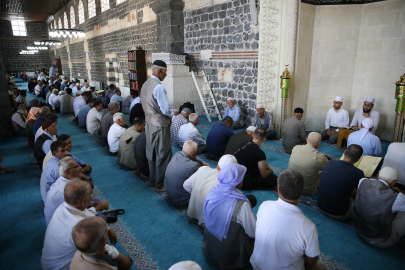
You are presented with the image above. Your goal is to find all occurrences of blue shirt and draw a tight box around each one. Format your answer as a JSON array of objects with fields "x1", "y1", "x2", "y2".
[
  {"x1": 69, "y1": 152, "x2": 85, "y2": 166},
  {"x1": 206, "y1": 122, "x2": 234, "y2": 157},
  {"x1": 42, "y1": 132, "x2": 53, "y2": 155},
  {"x1": 33, "y1": 117, "x2": 45, "y2": 135},
  {"x1": 223, "y1": 105, "x2": 242, "y2": 122},
  {"x1": 44, "y1": 86, "x2": 50, "y2": 97},
  {"x1": 347, "y1": 129, "x2": 382, "y2": 157},
  {"x1": 60, "y1": 82, "x2": 67, "y2": 91},
  {"x1": 40, "y1": 156, "x2": 61, "y2": 202},
  {"x1": 151, "y1": 75, "x2": 172, "y2": 118},
  {"x1": 77, "y1": 104, "x2": 92, "y2": 127},
  {"x1": 54, "y1": 81, "x2": 61, "y2": 90},
  {"x1": 178, "y1": 123, "x2": 206, "y2": 146}
]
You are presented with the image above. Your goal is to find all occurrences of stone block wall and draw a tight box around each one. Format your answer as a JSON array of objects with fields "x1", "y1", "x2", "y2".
[{"x1": 0, "y1": 21, "x2": 52, "y2": 73}]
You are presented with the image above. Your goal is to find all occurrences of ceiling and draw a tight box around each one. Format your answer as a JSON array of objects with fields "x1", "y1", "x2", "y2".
[{"x1": 0, "y1": 0, "x2": 66, "y2": 22}]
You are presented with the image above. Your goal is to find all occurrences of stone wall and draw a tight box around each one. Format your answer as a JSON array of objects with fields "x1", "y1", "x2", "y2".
[{"x1": 0, "y1": 21, "x2": 51, "y2": 73}]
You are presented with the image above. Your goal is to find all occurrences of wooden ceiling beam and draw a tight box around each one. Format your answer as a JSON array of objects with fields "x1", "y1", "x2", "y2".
[{"x1": 0, "y1": 12, "x2": 49, "y2": 22}]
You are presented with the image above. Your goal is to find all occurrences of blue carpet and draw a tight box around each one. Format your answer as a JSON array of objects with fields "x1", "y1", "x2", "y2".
[{"x1": 1, "y1": 82, "x2": 404, "y2": 270}]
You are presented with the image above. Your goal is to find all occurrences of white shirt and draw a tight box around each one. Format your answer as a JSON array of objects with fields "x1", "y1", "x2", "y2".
[
  {"x1": 178, "y1": 123, "x2": 206, "y2": 146},
  {"x1": 350, "y1": 109, "x2": 380, "y2": 134},
  {"x1": 41, "y1": 202, "x2": 118, "y2": 270},
  {"x1": 80, "y1": 86, "x2": 88, "y2": 92},
  {"x1": 129, "y1": 96, "x2": 141, "y2": 111},
  {"x1": 34, "y1": 85, "x2": 42, "y2": 95},
  {"x1": 53, "y1": 95, "x2": 61, "y2": 107},
  {"x1": 250, "y1": 199, "x2": 320, "y2": 270},
  {"x1": 382, "y1": 143, "x2": 405, "y2": 185},
  {"x1": 107, "y1": 123, "x2": 126, "y2": 153},
  {"x1": 73, "y1": 96, "x2": 86, "y2": 117},
  {"x1": 12, "y1": 112, "x2": 26, "y2": 128},
  {"x1": 325, "y1": 107, "x2": 349, "y2": 132},
  {"x1": 71, "y1": 86, "x2": 78, "y2": 96},
  {"x1": 48, "y1": 93, "x2": 56, "y2": 109},
  {"x1": 86, "y1": 108, "x2": 102, "y2": 134}
]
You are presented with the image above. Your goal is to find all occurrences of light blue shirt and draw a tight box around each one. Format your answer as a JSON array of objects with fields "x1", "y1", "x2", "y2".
[
  {"x1": 110, "y1": 94, "x2": 124, "y2": 107},
  {"x1": 223, "y1": 105, "x2": 242, "y2": 122},
  {"x1": 347, "y1": 129, "x2": 382, "y2": 157},
  {"x1": 78, "y1": 104, "x2": 92, "y2": 127},
  {"x1": 49, "y1": 67, "x2": 55, "y2": 77},
  {"x1": 69, "y1": 152, "x2": 85, "y2": 166},
  {"x1": 178, "y1": 123, "x2": 206, "y2": 146},
  {"x1": 129, "y1": 96, "x2": 141, "y2": 111},
  {"x1": 42, "y1": 132, "x2": 53, "y2": 155},
  {"x1": 40, "y1": 156, "x2": 61, "y2": 202},
  {"x1": 151, "y1": 75, "x2": 172, "y2": 118}
]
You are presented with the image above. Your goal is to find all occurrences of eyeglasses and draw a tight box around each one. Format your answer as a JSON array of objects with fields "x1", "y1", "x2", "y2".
[{"x1": 68, "y1": 164, "x2": 80, "y2": 170}]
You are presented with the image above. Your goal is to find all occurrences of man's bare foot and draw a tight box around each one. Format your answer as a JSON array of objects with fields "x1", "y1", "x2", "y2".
[
  {"x1": 132, "y1": 168, "x2": 141, "y2": 175},
  {"x1": 0, "y1": 167, "x2": 15, "y2": 174}
]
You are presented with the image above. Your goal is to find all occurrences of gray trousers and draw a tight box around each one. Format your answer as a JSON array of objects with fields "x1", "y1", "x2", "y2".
[
  {"x1": 145, "y1": 122, "x2": 172, "y2": 188},
  {"x1": 320, "y1": 129, "x2": 338, "y2": 144},
  {"x1": 232, "y1": 120, "x2": 244, "y2": 130}
]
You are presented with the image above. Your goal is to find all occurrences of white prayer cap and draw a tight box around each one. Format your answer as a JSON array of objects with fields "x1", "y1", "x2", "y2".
[
  {"x1": 218, "y1": 154, "x2": 238, "y2": 169},
  {"x1": 256, "y1": 103, "x2": 265, "y2": 109},
  {"x1": 168, "y1": 261, "x2": 202, "y2": 270},
  {"x1": 360, "y1": 118, "x2": 374, "y2": 142},
  {"x1": 334, "y1": 96, "x2": 343, "y2": 102},
  {"x1": 64, "y1": 87, "x2": 68, "y2": 90},
  {"x1": 379, "y1": 167, "x2": 399, "y2": 184},
  {"x1": 59, "y1": 91, "x2": 65, "y2": 95},
  {"x1": 76, "y1": 82, "x2": 80, "y2": 86},
  {"x1": 246, "y1": 126, "x2": 257, "y2": 132},
  {"x1": 365, "y1": 97, "x2": 375, "y2": 104},
  {"x1": 77, "y1": 90, "x2": 83, "y2": 95},
  {"x1": 227, "y1": 97, "x2": 235, "y2": 101},
  {"x1": 90, "y1": 83, "x2": 95, "y2": 87}
]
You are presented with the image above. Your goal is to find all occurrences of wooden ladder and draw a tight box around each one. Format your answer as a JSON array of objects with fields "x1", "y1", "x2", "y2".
[{"x1": 191, "y1": 70, "x2": 222, "y2": 122}]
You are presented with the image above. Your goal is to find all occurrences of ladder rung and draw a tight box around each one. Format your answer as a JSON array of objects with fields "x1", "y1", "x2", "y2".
[
  {"x1": 208, "y1": 113, "x2": 220, "y2": 116},
  {"x1": 205, "y1": 105, "x2": 216, "y2": 108},
  {"x1": 194, "y1": 75, "x2": 204, "y2": 77}
]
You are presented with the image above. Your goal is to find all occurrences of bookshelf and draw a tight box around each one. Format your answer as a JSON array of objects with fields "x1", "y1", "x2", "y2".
[
  {"x1": 55, "y1": 57, "x2": 62, "y2": 76},
  {"x1": 128, "y1": 50, "x2": 146, "y2": 95}
]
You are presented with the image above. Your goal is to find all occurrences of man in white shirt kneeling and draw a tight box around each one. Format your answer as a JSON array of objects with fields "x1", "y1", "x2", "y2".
[{"x1": 107, "y1": 112, "x2": 126, "y2": 155}]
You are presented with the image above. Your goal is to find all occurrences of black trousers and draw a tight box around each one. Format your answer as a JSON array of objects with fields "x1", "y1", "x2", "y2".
[
  {"x1": 197, "y1": 144, "x2": 206, "y2": 155},
  {"x1": 242, "y1": 173, "x2": 278, "y2": 190},
  {"x1": 245, "y1": 194, "x2": 257, "y2": 208}
]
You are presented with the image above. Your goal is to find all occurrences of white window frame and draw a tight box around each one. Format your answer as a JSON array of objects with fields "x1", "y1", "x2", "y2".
[
  {"x1": 70, "y1": 6, "x2": 76, "y2": 28},
  {"x1": 116, "y1": 0, "x2": 127, "y2": 5},
  {"x1": 58, "y1": 18, "x2": 62, "y2": 29},
  {"x1": 11, "y1": 20, "x2": 27, "y2": 36},
  {"x1": 101, "y1": 0, "x2": 110, "y2": 13},
  {"x1": 88, "y1": 0, "x2": 96, "y2": 19},
  {"x1": 78, "y1": 0, "x2": 85, "y2": 24}
]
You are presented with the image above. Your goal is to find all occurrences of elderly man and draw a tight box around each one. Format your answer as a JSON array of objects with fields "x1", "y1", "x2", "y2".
[
  {"x1": 88, "y1": 83, "x2": 97, "y2": 98},
  {"x1": 60, "y1": 78, "x2": 68, "y2": 91},
  {"x1": 33, "y1": 107, "x2": 50, "y2": 136},
  {"x1": 253, "y1": 104, "x2": 276, "y2": 140},
  {"x1": 134, "y1": 133, "x2": 149, "y2": 177},
  {"x1": 318, "y1": 144, "x2": 364, "y2": 220},
  {"x1": 87, "y1": 101, "x2": 104, "y2": 134},
  {"x1": 48, "y1": 89, "x2": 59, "y2": 110},
  {"x1": 40, "y1": 141, "x2": 69, "y2": 201},
  {"x1": 234, "y1": 128, "x2": 278, "y2": 189},
  {"x1": 101, "y1": 101, "x2": 120, "y2": 143},
  {"x1": 178, "y1": 113, "x2": 206, "y2": 155},
  {"x1": 70, "y1": 217, "x2": 132, "y2": 270},
  {"x1": 250, "y1": 169, "x2": 327, "y2": 270},
  {"x1": 71, "y1": 82, "x2": 80, "y2": 96},
  {"x1": 223, "y1": 98, "x2": 243, "y2": 130},
  {"x1": 352, "y1": 167, "x2": 405, "y2": 248},
  {"x1": 129, "y1": 91, "x2": 141, "y2": 112},
  {"x1": 61, "y1": 88, "x2": 74, "y2": 114},
  {"x1": 78, "y1": 97, "x2": 97, "y2": 128},
  {"x1": 141, "y1": 60, "x2": 172, "y2": 192},
  {"x1": 203, "y1": 164, "x2": 256, "y2": 269},
  {"x1": 348, "y1": 118, "x2": 382, "y2": 157},
  {"x1": 165, "y1": 141, "x2": 209, "y2": 207},
  {"x1": 282, "y1": 107, "x2": 307, "y2": 154},
  {"x1": 107, "y1": 112, "x2": 126, "y2": 155},
  {"x1": 80, "y1": 81, "x2": 89, "y2": 93},
  {"x1": 224, "y1": 126, "x2": 256, "y2": 155},
  {"x1": 35, "y1": 80, "x2": 44, "y2": 96},
  {"x1": 170, "y1": 108, "x2": 191, "y2": 147},
  {"x1": 118, "y1": 117, "x2": 145, "y2": 170},
  {"x1": 382, "y1": 142, "x2": 405, "y2": 185},
  {"x1": 41, "y1": 180, "x2": 128, "y2": 270},
  {"x1": 110, "y1": 89, "x2": 123, "y2": 109},
  {"x1": 73, "y1": 91, "x2": 90, "y2": 119},
  {"x1": 350, "y1": 97, "x2": 380, "y2": 134},
  {"x1": 288, "y1": 132, "x2": 329, "y2": 196},
  {"x1": 121, "y1": 90, "x2": 136, "y2": 114},
  {"x1": 205, "y1": 116, "x2": 234, "y2": 160},
  {"x1": 34, "y1": 121, "x2": 58, "y2": 168},
  {"x1": 34, "y1": 112, "x2": 58, "y2": 142},
  {"x1": 320, "y1": 96, "x2": 349, "y2": 144},
  {"x1": 11, "y1": 102, "x2": 27, "y2": 136}
]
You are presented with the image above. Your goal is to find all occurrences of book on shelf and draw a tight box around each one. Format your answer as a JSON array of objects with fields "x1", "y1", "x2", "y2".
[
  {"x1": 128, "y1": 62, "x2": 136, "y2": 70},
  {"x1": 128, "y1": 51, "x2": 137, "y2": 61},
  {"x1": 339, "y1": 154, "x2": 382, "y2": 178},
  {"x1": 128, "y1": 72, "x2": 137, "y2": 80},
  {"x1": 130, "y1": 81, "x2": 138, "y2": 90}
]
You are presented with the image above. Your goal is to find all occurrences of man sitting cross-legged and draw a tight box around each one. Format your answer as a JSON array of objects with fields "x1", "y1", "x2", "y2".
[
  {"x1": 184, "y1": 154, "x2": 257, "y2": 225},
  {"x1": 352, "y1": 167, "x2": 405, "y2": 248},
  {"x1": 234, "y1": 128, "x2": 278, "y2": 190},
  {"x1": 317, "y1": 144, "x2": 364, "y2": 220},
  {"x1": 133, "y1": 133, "x2": 149, "y2": 177},
  {"x1": 78, "y1": 97, "x2": 97, "y2": 128},
  {"x1": 170, "y1": 108, "x2": 191, "y2": 147},
  {"x1": 118, "y1": 117, "x2": 145, "y2": 171},
  {"x1": 86, "y1": 101, "x2": 104, "y2": 134},
  {"x1": 42, "y1": 180, "x2": 130, "y2": 270},
  {"x1": 44, "y1": 157, "x2": 108, "y2": 226},
  {"x1": 288, "y1": 132, "x2": 329, "y2": 196},
  {"x1": 224, "y1": 126, "x2": 256, "y2": 155},
  {"x1": 101, "y1": 101, "x2": 120, "y2": 144},
  {"x1": 70, "y1": 217, "x2": 132, "y2": 270},
  {"x1": 250, "y1": 169, "x2": 327, "y2": 270},
  {"x1": 203, "y1": 163, "x2": 256, "y2": 269},
  {"x1": 107, "y1": 112, "x2": 126, "y2": 155},
  {"x1": 205, "y1": 116, "x2": 234, "y2": 160},
  {"x1": 165, "y1": 140, "x2": 209, "y2": 206},
  {"x1": 178, "y1": 113, "x2": 206, "y2": 155}
]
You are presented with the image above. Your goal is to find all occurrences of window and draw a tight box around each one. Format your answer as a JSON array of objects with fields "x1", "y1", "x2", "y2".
[
  {"x1": 11, "y1": 20, "x2": 27, "y2": 36},
  {"x1": 64, "y1": 12, "x2": 68, "y2": 28},
  {"x1": 101, "y1": 0, "x2": 110, "y2": 12},
  {"x1": 70, "y1": 6, "x2": 76, "y2": 28},
  {"x1": 116, "y1": 0, "x2": 127, "y2": 5},
  {"x1": 88, "y1": 0, "x2": 96, "y2": 19},
  {"x1": 78, "y1": 0, "x2": 85, "y2": 24},
  {"x1": 58, "y1": 18, "x2": 62, "y2": 29}
]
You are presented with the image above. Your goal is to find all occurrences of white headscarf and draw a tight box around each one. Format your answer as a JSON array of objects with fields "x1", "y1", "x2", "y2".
[
  {"x1": 168, "y1": 261, "x2": 202, "y2": 270},
  {"x1": 360, "y1": 118, "x2": 374, "y2": 142}
]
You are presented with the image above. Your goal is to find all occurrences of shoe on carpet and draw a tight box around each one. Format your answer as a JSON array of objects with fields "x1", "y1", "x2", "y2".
[
  {"x1": 146, "y1": 181, "x2": 156, "y2": 187},
  {"x1": 155, "y1": 184, "x2": 165, "y2": 192}
]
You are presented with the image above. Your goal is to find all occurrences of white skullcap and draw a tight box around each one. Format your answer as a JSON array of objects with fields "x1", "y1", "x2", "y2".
[
  {"x1": 90, "y1": 83, "x2": 95, "y2": 87},
  {"x1": 227, "y1": 97, "x2": 235, "y2": 101},
  {"x1": 256, "y1": 103, "x2": 265, "y2": 109},
  {"x1": 360, "y1": 118, "x2": 374, "y2": 142},
  {"x1": 59, "y1": 91, "x2": 65, "y2": 95},
  {"x1": 379, "y1": 167, "x2": 399, "y2": 183},
  {"x1": 365, "y1": 97, "x2": 375, "y2": 104},
  {"x1": 77, "y1": 90, "x2": 83, "y2": 95},
  {"x1": 76, "y1": 83, "x2": 80, "y2": 86},
  {"x1": 168, "y1": 261, "x2": 202, "y2": 270},
  {"x1": 334, "y1": 96, "x2": 343, "y2": 102},
  {"x1": 64, "y1": 87, "x2": 68, "y2": 90},
  {"x1": 218, "y1": 154, "x2": 238, "y2": 169},
  {"x1": 246, "y1": 126, "x2": 257, "y2": 132}
]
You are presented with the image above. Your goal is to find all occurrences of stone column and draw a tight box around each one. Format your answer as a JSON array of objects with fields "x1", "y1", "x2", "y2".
[{"x1": 152, "y1": 0, "x2": 185, "y2": 54}]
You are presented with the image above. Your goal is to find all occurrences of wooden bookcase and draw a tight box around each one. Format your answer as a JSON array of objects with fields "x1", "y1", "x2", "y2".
[
  {"x1": 128, "y1": 50, "x2": 146, "y2": 95},
  {"x1": 55, "y1": 57, "x2": 62, "y2": 76}
]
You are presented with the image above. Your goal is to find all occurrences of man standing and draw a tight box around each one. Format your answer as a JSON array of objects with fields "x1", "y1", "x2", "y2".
[
  {"x1": 282, "y1": 107, "x2": 307, "y2": 154},
  {"x1": 87, "y1": 101, "x2": 104, "y2": 134},
  {"x1": 347, "y1": 118, "x2": 382, "y2": 157},
  {"x1": 118, "y1": 117, "x2": 145, "y2": 170},
  {"x1": 223, "y1": 98, "x2": 243, "y2": 130},
  {"x1": 178, "y1": 113, "x2": 206, "y2": 155},
  {"x1": 140, "y1": 60, "x2": 172, "y2": 192},
  {"x1": 49, "y1": 65, "x2": 56, "y2": 85},
  {"x1": 321, "y1": 96, "x2": 349, "y2": 144},
  {"x1": 252, "y1": 104, "x2": 276, "y2": 140},
  {"x1": 170, "y1": 108, "x2": 191, "y2": 147},
  {"x1": 350, "y1": 97, "x2": 380, "y2": 134}
]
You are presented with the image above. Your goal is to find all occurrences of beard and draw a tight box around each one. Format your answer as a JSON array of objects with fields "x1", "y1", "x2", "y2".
[
  {"x1": 363, "y1": 107, "x2": 371, "y2": 113},
  {"x1": 18, "y1": 109, "x2": 28, "y2": 116}
]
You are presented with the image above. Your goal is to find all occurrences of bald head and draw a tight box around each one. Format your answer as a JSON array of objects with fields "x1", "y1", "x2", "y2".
[
  {"x1": 307, "y1": 132, "x2": 322, "y2": 148},
  {"x1": 64, "y1": 180, "x2": 91, "y2": 209},
  {"x1": 182, "y1": 140, "x2": 198, "y2": 157},
  {"x1": 72, "y1": 216, "x2": 106, "y2": 255}
]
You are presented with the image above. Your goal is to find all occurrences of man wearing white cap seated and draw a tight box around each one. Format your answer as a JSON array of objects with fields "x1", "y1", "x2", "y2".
[
  {"x1": 223, "y1": 98, "x2": 244, "y2": 130},
  {"x1": 347, "y1": 118, "x2": 382, "y2": 157},
  {"x1": 352, "y1": 167, "x2": 405, "y2": 248},
  {"x1": 350, "y1": 97, "x2": 380, "y2": 134},
  {"x1": 71, "y1": 82, "x2": 80, "y2": 96},
  {"x1": 321, "y1": 96, "x2": 349, "y2": 144},
  {"x1": 252, "y1": 104, "x2": 276, "y2": 140},
  {"x1": 80, "y1": 81, "x2": 89, "y2": 93},
  {"x1": 88, "y1": 83, "x2": 97, "y2": 98}
]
